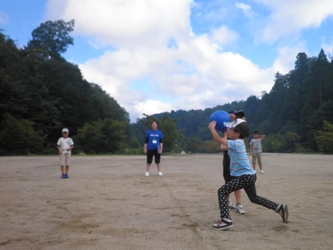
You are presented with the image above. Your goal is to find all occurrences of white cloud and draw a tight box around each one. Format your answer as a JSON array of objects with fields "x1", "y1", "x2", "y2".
[
  {"x1": 0, "y1": 10, "x2": 9, "y2": 25},
  {"x1": 254, "y1": 0, "x2": 333, "y2": 43},
  {"x1": 235, "y1": 2, "x2": 253, "y2": 17},
  {"x1": 43, "y1": 0, "x2": 331, "y2": 122},
  {"x1": 322, "y1": 40, "x2": 333, "y2": 57},
  {"x1": 269, "y1": 44, "x2": 307, "y2": 75}
]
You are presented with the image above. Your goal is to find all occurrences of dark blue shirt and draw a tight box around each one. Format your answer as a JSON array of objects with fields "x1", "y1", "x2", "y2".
[{"x1": 145, "y1": 129, "x2": 164, "y2": 150}]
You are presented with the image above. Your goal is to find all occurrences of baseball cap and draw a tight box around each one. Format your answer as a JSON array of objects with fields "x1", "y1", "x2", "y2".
[
  {"x1": 62, "y1": 128, "x2": 69, "y2": 133},
  {"x1": 228, "y1": 110, "x2": 245, "y2": 118},
  {"x1": 224, "y1": 119, "x2": 249, "y2": 139}
]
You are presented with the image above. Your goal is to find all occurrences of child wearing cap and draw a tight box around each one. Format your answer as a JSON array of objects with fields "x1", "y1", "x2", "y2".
[
  {"x1": 208, "y1": 119, "x2": 288, "y2": 230},
  {"x1": 57, "y1": 128, "x2": 74, "y2": 179}
]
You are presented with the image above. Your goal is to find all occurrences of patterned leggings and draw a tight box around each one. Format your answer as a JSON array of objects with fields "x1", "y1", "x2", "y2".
[{"x1": 218, "y1": 174, "x2": 279, "y2": 219}]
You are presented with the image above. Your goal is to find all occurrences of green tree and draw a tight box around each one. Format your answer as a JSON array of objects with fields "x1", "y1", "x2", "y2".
[
  {"x1": 0, "y1": 114, "x2": 43, "y2": 155},
  {"x1": 27, "y1": 19, "x2": 75, "y2": 58},
  {"x1": 314, "y1": 120, "x2": 333, "y2": 154},
  {"x1": 75, "y1": 119, "x2": 126, "y2": 154},
  {"x1": 185, "y1": 136, "x2": 201, "y2": 153}
]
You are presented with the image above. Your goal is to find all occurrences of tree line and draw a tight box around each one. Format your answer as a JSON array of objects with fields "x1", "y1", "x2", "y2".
[{"x1": 1, "y1": 20, "x2": 333, "y2": 155}]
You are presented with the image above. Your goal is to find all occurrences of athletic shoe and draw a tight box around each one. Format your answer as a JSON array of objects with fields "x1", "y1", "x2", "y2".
[
  {"x1": 228, "y1": 201, "x2": 236, "y2": 209},
  {"x1": 145, "y1": 172, "x2": 149, "y2": 177},
  {"x1": 276, "y1": 204, "x2": 288, "y2": 223},
  {"x1": 235, "y1": 204, "x2": 245, "y2": 214},
  {"x1": 61, "y1": 173, "x2": 66, "y2": 179},
  {"x1": 212, "y1": 218, "x2": 233, "y2": 230},
  {"x1": 158, "y1": 172, "x2": 163, "y2": 176},
  {"x1": 64, "y1": 173, "x2": 68, "y2": 178},
  {"x1": 260, "y1": 170, "x2": 264, "y2": 174}
]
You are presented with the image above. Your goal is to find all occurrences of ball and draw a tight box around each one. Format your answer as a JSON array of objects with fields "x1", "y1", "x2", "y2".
[{"x1": 209, "y1": 110, "x2": 231, "y2": 131}]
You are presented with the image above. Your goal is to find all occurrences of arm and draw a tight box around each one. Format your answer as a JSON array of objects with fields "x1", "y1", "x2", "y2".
[
  {"x1": 159, "y1": 143, "x2": 163, "y2": 154},
  {"x1": 57, "y1": 145, "x2": 62, "y2": 155},
  {"x1": 260, "y1": 135, "x2": 266, "y2": 139},
  {"x1": 208, "y1": 121, "x2": 228, "y2": 148},
  {"x1": 249, "y1": 144, "x2": 253, "y2": 155}
]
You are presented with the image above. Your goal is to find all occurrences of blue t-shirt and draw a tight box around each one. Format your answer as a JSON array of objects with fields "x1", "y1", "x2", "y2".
[
  {"x1": 145, "y1": 129, "x2": 164, "y2": 150},
  {"x1": 228, "y1": 139, "x2": 255, "y2": 176}
]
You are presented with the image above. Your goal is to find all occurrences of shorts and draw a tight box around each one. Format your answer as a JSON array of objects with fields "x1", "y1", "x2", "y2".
[
  {"x1": 252, "y1": 152, "x2": 262, "y2": 165},
  {"x1": 60, "y1": 153, "x2": 71, "y2": 166},
  {"x1": 146, "y1": 149, "x2": 161, "y2": 164},
  {"x1": 223, "y1": 153, "x2": 235, "y2": 183}
]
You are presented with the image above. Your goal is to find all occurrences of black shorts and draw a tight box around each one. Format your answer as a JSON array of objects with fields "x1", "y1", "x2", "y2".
[
  {"x1": 146, "y1": 149, "x2": 161, "y2": 164},
  {"x1": 223, "y1": 153, "x2": 234, "y2": 183}
]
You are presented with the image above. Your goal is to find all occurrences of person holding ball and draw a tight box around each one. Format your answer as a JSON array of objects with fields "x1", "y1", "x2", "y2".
[
  {"x1": 208, "y1": 118, "x2": 288, "y2": 230},
  {"x1": 144, "y1": 121, "x2": 164, "y2": 177}
]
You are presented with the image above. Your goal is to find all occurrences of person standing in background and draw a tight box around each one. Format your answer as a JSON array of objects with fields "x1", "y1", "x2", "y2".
[
  {"x1": 57, "y1": 128, "x2": 74, "y2": 179},
  {"x1": 144, "y1": 121, "x2": 164, "y2": 177},
  {"x1": 249, "y1": 131, "x2": 266, "y2": 173}
]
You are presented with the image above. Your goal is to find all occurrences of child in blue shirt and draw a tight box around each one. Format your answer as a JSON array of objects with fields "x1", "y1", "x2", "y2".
[{"x1": 208, "y1": 119, "x2": 288, "y2": 230}]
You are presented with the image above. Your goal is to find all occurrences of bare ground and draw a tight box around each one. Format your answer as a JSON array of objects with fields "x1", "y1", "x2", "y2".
[{"x1": 0, "y1": 153, "x2": 333, "y2": 250}]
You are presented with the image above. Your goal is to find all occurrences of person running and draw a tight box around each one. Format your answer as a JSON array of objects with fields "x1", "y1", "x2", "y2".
[{"x1": 208, "y1": 118, "x2": 288, "y2": 230}]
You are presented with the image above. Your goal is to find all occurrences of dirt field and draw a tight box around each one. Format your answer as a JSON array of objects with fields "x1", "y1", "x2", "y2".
[{"x1": 1, "y1": 153, "x2": 333, "y2": 250}]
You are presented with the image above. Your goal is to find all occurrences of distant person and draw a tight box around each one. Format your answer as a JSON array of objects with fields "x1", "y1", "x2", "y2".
[
  {"x1": 144, "y1": 121, "x2": 164, "y2": 177},
  {"x1": 249, "y1": 131, "x2": 266, "y2": 173},
  {"x1": 224, "y1": 110, "x2": 246, "y2": 214},
  {"x1": 57, "y1": 128, "x2": 74, "y2": 179},
  {"x1": 208, "y1": 119, "x2": 288, "y2": 230}
]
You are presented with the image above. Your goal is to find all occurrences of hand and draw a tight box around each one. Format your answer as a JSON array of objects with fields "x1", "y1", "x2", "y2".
[
  {"x1": 144, "y1": 148, "x2": 147, "y2": 154},
  {"x1": 208, "y1": 121, "x2": 217, "y2": 130},
  {"x1": 59, "y1": 150, "x2": 62, "y2": 155}
]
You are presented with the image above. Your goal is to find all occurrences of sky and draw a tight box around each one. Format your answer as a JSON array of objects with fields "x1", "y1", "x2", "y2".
[{"x1": 1, "y1": 0, "x2": 333, "y2": 122}]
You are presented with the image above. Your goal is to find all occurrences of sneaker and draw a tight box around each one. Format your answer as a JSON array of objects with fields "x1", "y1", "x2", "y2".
[
  {"x1": 228, "y1": 201, "x2": 236, "y2": 209},
  {"x1": 145, "y1": 172, "x2": 149, "y2": 177},
  {"x1": 235, "y1": 204, "x2": 245, "y2": 214},
  {"x1": 260, "y1": 170, "x2": 264, "y2": 174},
  {"x1": 61, "y1": 173, "x2": 66, "y2": 179},
  {"x1": 64, "y1": 173, "x2": 68, "y2": 178},
  {"x1": 158, "y1": 172, "x2": 163, "y2": 176},
  {"x1": 276, "y1": 204, "x2": 288, "y2": 223},
  {"x1": 212, "y1": 218, "x2": 233, "y2": 230}
]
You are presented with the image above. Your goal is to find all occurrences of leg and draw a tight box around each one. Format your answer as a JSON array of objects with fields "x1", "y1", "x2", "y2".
[
  {"x1": 145, "y1": 150, "x2": 153, "y2": 176},
  {"x1": 60, "y1": 154, "x2": 66, "y2": 178},
  {"x1": 234, "y1": 189, "x2": 245, "y2": 214},
  {"x1": 155, "y1": 150, "x2": 162, "y2": 175},
  {"x1": 218, "y1": 177, "x2": 247, "y2": 219},
  {"x1": 257, "y1": 153, "x2": 264, "y2": 173},
  {"x1": 244, "y1": 174, "x2": 278, "y2": 210},
  {"x1": 252, "y1": 154, "x2": 255, "y2": 170}
]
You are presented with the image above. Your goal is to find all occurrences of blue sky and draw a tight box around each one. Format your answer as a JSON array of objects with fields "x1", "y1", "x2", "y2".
[{"x1": 1, "y1": 0, "x2": 333, "y2": 122}]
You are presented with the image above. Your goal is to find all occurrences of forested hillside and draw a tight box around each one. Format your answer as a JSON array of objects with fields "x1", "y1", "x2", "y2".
[
  {"x1": 0, "y1": 20, "x2": 130, "y2": 155},
  {"x1": 1, "y1": 20, "x2": 333, "y2": 155},
  {"x1": 133, "y1": 50, "x2": 333, "y2": 154}
]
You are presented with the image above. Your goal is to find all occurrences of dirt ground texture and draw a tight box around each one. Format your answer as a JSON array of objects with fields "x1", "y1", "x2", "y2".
[{"x1": 1, "y1": 153, "x2": 333, "y2": 250}]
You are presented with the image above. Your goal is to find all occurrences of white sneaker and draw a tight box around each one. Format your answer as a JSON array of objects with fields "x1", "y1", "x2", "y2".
[
  {"x1": 235, "y1": 204, "x2": 245, "y2": 214},
  {"x1": 145, "y1": 172, "x2": 149, "y2": 177},
  {"x1": 158, "y1": 172, "x2": 163, "y2": 176},
  {"x1": 228, "y1": 201, "x2": 236, "y2": 209},
  {"x1": 260, "y1": 170, "x2": 264, "y2": 174}
]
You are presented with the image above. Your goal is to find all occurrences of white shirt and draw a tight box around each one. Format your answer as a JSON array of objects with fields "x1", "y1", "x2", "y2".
[{"x1": 57, "y1": 137, "x2": 74, "y2": 154}]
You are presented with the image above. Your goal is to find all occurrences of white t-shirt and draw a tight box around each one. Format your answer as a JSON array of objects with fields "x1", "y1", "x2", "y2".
[
  {"x1": 249, "y1": 138, "x2": 263, "y2": 153},
  {"x1": 57, "y1": 137, "x2": 74, "y2": 154}
]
